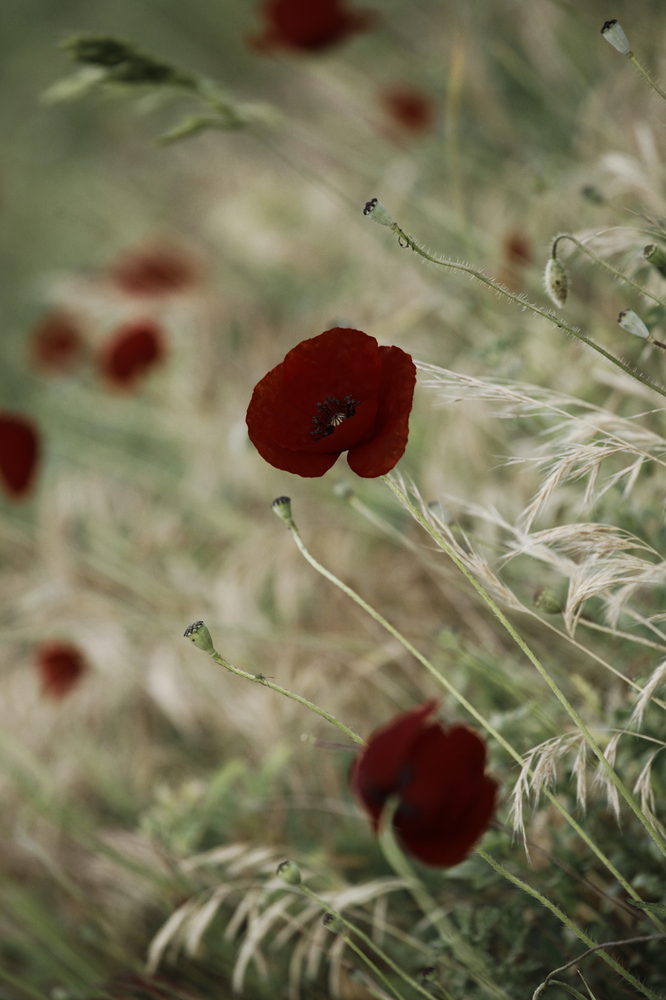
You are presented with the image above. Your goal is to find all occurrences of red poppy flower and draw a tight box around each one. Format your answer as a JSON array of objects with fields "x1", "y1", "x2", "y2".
[
  {"x1": 251, "y1": 0, "x2": 376, "y2": 52},
  {"x1": 36, "y1": 642, "x2": 87, "y2": 699},
  {"x1": 503, "y1": 230, "x2": 533, "y2": 267},
  {"x1": 30, "y1": 311, "x2": 83, "y2": 373},
  {"x1": 99, "y1": 320, "x2": 165, "y2": 389},
  {"x1": 350, "y1": 700, "x2": 497, "y2": 867},
  {"x1": 246, "y1": 327, "x2": 415, "y2": 478},
  {"x1": 0, "y1": 413, "x2": 40, "y2": 500},
  {"x1": 110, "y1": 245, "x2": 199, "y2": 296},
  {"x1": 380, "y1": 86, "x2": 436, "y2": 135}
]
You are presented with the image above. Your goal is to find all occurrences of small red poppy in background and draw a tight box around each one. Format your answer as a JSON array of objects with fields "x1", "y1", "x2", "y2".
[
  {"x1": 0, "y1": 414, "x2": 40, "y2": 500},
  {"x1": 380, "y1": 86, "x2": 436, "y2": 135},
  {"x1": 30, "y1": 311, "x2": 83, "y2": 373},
  {"x1": 503, "y1": 230, "x2": 533, "y2": 267},
  {"x1": 350, "y1": 700, "x2": 497, "y2": 867},
  {"x1": 36, "y1": 642, "x2": 87, "y2": 699},
  {"x1": 251, "y1": 0, "x2": 376, "y2": 52},
  {"x1": 246, "y1": 327, "x2": 415, "y2": 478},
  {"x1": 110, "y1": 245, "x2": 199, "y2": 297},
  {"x1": 99, "y1": 320, "x2": 165, "y2": 389}
]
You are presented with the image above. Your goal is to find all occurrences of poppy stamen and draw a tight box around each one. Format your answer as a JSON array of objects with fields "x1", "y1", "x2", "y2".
[{"x1": 311, "y1": 394, "x2": 359, "y2": 440}]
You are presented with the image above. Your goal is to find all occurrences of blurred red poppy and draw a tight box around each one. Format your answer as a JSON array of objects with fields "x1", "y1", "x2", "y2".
[
  {"x1": 0, "y1": 414, "x2": 40, "y2": 499},
  {"x1": 246, "y1": 327, "x2": 415, "y2": 478},
  {"x1": 380, "y1": 86, "x2": 436, "y2": 135},
  {"x1": 251, "y1": 0, "x2": 376, "y2": 52},
  {"x1": 350, "y1": 700, "x2": 497, "y2": 867},
  {"x1": 503, "y1": 230, "x2": 533, "y2": 267},
  {"x1": 36, "y1": 642, "x2": 87, "y2": 699},
  {"x1": 99, "y1": 320, "x2": 165, "y2": 389},
  {"x1": 110, "y1": 245, "x2": 199, "y2": 296},
  {"x1": 30, "y1": 311, "x2": 83, "y2": 372}
]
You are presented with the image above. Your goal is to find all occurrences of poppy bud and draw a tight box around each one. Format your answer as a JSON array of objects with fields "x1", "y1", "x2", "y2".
[
  {"x1": 544, "y1": 256, "x2": 568, "y2": 308},
  {"x1": 618, "y1": 309, "x2": 651, "y2": 340},
  {"x1": 363, "y1": 198, "x2": 394, "y2": 227},
  {"x1": 276, "y1": 860, "x2": 301, "y2": 885},
  {"x1": 183, "y1": 620, "x2": 215, "y2": 654},
  {"x1": 601, "y1": 20, "x2": 632, "y2": 56},
  {"x1": 643, "y1": 244, "x2": 666, "y2": 280}
]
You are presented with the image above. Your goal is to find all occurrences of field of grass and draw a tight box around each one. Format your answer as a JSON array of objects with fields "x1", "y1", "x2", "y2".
[{"x1": 1, "y1": 1, "x2": 666, "y2": 998}]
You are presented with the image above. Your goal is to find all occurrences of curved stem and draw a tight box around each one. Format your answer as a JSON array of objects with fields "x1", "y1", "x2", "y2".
[
  {"x1": 476, "y1": 848, "x2": 662, "y2": 1000},
  {"x1": 383, "y1": 475, "x2": 666, "y2": 859},
  {"x1": 386, "y1": 220, "x2": 666, "y2": 401},
  {"x1": 552, "y1": 233, "x2": 666, "y2": 309},
  {"x1": 533, "y1": 933, "x2": 664, "y2": 1000}
]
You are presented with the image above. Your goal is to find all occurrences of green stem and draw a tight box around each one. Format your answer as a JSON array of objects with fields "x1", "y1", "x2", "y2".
[
  {"x1": 383, "y1": 476, "x2": 666, "y2": 860},
  {"x1": 278, "y1": 502, "x2": 665, "y2": 929},
  {"x1": 185, "y1": 623, "x2": 364, "y2": 745},
  {"x1": 552, "y1": 233, "x2": 666, "y2": 309},
  {"x1": 628, "y1": 53, "x2": 666, "y2": 103},
  {"x1": 378, "y1": 804, "x2": 509, "y2": 1000},
  {"x1": 533, "y1": 934, "x2": 665, "y2": 1000},
  {"x1": 476, "y1": 848, "x2": 662, "y2": 1000},
  {"x1": 387, "y1": 220, "x2": 666, "y2": 402},
  {"x1": 299, "y1": 884, "x2": 435, "y2": 1000}
]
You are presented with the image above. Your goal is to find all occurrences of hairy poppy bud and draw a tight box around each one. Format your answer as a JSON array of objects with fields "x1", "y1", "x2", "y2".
[
  {"x1": 643, "y1": 244, "x2": 666, "y2": 280},
  {"x1": 544, "y1": 256, "x2": 568, "y2": 308}
]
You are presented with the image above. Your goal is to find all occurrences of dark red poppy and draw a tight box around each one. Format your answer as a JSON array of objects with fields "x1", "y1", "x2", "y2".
[
  {"x1": 36, "y1": 642, "x2": 87, "y2": 699},
  {"x1": 110, "y1": 245, "x2": 199, "y2": 296},
  {"x1": 99, "y1": 320, "x2": 165, "y2": 389},
  {"x1": 251, "y1": 0, "x2": 376, "y2": 52},
  {"x1": 503, "y1": 230, "x2": 533, "y2": 267},
  {"x1": 246, "y1": 327, "x2": 415, "y2": 478},
  {"x1": 350, "y1": 700, "x2": 497, "y2": 867},
  {"x1": 0, "y1": 413, "x2": 40, "y2": 500},
  {"x1": 380, "y1": 86, "x2": 436, "y2": 135},
  {"x1": 30, "y1": 311, "x2": 83, "y2": 373}
]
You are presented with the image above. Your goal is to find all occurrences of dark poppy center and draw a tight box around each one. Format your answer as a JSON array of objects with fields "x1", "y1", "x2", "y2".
[{"x1": 311, "y1": 395, "x2": 360, "y2": 441}]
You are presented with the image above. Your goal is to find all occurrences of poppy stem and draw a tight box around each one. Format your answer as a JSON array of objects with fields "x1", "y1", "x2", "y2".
[
  {"x1": 476, "y1": 847, "x2": 663, "y2": 1000},
  {"x1": 296, "y1": 882, "x2": 451, "y2": 1000},
  {"x1": 382, "y1": 476, "x2": 666, "y2": 863},
  {"x1": 183, "y1": 620, "x2": 364, "y2": 745},
  {"x1": 377, "y1": 214, "x2": 666, "y2": 402},
  {"x1": 377, "y1": 801, "x2": 510, "y2": 1000},
  {"x1": 279, "y1": 498, "x2": 665, "y2": 926}
]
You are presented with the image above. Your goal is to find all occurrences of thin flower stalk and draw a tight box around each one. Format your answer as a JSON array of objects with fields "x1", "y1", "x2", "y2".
[
  {"x1": 533, "y1": 934, "x2": 665, "y2": 1000},
  {"x1": 371, "y1": 209, "x2": 666, "y2": 402},
  {"x1": 183, "y1": 621, "x2": 364, "y2": 745},
  {"x1": 378, "y1": 801, "x2": 509, "y2": 1000},
  {"x1": 296, "y1": 884, "x2": 438, "y2": 1000},
  {"x1": 383, "y1": 475, "x2": 666, "y2": 860},
  {"x1": 551, "y1": 233, "x2": 666, "y2": 309},
  {"x1": 275, "y1": 500, "x2": 661, "y2": 923},
  {"x1": 476, "y1": 847, "x2": 662, "y2": 1000}
]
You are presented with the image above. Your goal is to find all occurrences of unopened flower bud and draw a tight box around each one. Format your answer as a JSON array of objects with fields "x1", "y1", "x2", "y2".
[
  {"x1": 271, "y1": 496, "x2": 294, "y2": 526},
  {"x1": 183, "y1": 620, "x2": 215, "y2": 654},
  {"x1": 363, "y1": 198, "x2": 394, "y2": 227},
  {"x1": 643, "y1": 244, "x2": 666, "y2": 279},
  {"x1": 601, "y1": 20, "x2": 632, "y2": 56},
  {"x1": 533, "y1": 589, "x2": 564, "y2": 614},
  {"x1": 544, "y1": 256, "x2": 568, "y2": 308},
  {"x1": 323, "y1": 912, "x2": 345, "y2": 933},
  {"x1": 618, "y1": 309, "x2": 650, "y2": 340},
  {"x1": 276, "y1": 860, "x2": 301, "y2": 885}
]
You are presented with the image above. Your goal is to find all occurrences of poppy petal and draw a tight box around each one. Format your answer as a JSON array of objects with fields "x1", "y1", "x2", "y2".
[
  {"x1": 36, "y1": 642, "x2": 87, "y2": 699},
  {"x1": 0, "y1": 414, "x2": 40, "y2": 499},
  {"x1": 347, "y1": 344, "x2": 415, "y2": 477},
  {"x1": 349, "y1": 700, "x2": 439, "y2": 828},
  {"x1": 282, "y1": 328, "x2": 382, "y2": 415},
  {"x1": 397, "y1": 777, "x2": 497, "y2": 866}
]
